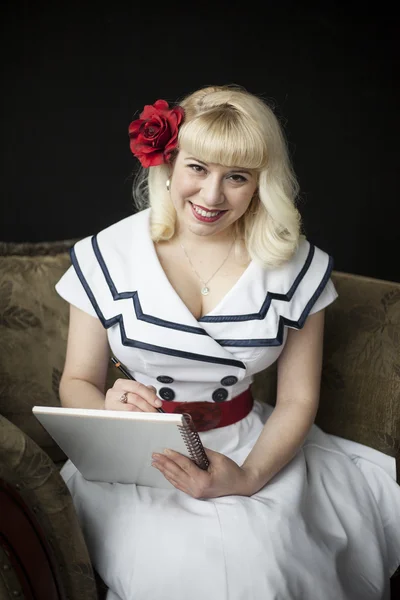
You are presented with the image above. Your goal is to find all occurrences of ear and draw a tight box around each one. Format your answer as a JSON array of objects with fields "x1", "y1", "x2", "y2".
[{"x1": 167, "y1": 148, "x2": 179, "y2": 172}]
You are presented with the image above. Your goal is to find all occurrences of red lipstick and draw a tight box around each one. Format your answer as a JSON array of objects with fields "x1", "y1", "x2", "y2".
[{"x1": 190, "y1": 202, "x2": 226, "y2": 223}]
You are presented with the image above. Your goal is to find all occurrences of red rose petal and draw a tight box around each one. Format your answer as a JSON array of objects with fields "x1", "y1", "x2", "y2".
[
  {"x1": 152, "y1": 99, "x2": 170, "y2": 111},
  {"x1": 139, "y1": 151, "x2": 165, "y2": 168},
  {"x1": 129, "y1": 100, "x2": 184, "y2": 167},
  {"x1": 143, "y1": 122, "x2": 161, "y2": 139},
  {"x1": 128, "y1": 119, "x2": 143, "y2": 135},
  {"x1": 140, "y1": 99, "x2": 169, "y2": 120}
]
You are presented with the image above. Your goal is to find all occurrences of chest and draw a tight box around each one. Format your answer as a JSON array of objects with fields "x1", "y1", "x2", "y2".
[{"x1": 155, "y1": 242, "x2": 251, "y2": 320}]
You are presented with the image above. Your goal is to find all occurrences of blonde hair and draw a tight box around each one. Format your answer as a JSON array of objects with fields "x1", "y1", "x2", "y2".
[{"x1": 132, "y1": 84, "x2": 302, "y2": 267}]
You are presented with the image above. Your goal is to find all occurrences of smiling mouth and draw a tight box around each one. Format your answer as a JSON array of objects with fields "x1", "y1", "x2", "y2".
[{"x1": 190, "y1": 202, "x2": 227, "y2": 219}]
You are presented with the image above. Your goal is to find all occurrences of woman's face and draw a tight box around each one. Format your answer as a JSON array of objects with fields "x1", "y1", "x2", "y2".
[{"x1": 169, "y1": 150, "x2": 258, "y2": 239}]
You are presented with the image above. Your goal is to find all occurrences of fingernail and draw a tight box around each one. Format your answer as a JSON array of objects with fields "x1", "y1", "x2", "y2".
[
  {"x1": 155, "y1": 399, "x2": 162, "y2": 407},
  {"x1": 147, "y1": 385, "x2": 157, "y2": 392},
  {"x1": 164, "y1": 449, "x2": 171, "y2": 455}
]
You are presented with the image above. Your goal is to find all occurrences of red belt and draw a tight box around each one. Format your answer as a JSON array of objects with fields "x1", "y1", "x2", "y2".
[{"x1": 161, "y1": 389, "x2": 253, "y2": 432}]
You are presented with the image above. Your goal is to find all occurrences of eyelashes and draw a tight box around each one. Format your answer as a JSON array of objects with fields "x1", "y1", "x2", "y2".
[
  {"x1": 229, "y1": 174, "x2": 248, "y2": 183},
  {"x1": 188, "y1": 164, "x2": 205, "y2": 173},
  {"x1": 187, "y1": 164, "x2": 248, "y2": 183}
]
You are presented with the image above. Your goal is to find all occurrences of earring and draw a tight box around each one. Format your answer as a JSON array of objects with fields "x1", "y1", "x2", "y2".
[{"x1": 166, "y1": 179, "x2": 170, "y2": 192}]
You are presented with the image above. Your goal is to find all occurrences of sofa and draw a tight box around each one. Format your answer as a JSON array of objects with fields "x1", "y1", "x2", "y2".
[{"x1": 0, "y1": 238, "x2": 399, "y2": 599}]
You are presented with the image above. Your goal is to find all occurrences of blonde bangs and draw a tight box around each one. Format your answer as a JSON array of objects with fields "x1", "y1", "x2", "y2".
[{"x1": 178, "y1": 110, "x2": 267, "y2": 170}]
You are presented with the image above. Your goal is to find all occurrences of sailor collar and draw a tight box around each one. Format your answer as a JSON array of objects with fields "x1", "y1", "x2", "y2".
[{"x1": 70, "y1": 208, "x2": 333, "y2": 369}]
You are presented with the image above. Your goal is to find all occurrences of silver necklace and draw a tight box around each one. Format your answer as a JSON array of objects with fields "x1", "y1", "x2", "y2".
[{"x1": 179, "y1": 238, "x2": 235, "y2": 296}]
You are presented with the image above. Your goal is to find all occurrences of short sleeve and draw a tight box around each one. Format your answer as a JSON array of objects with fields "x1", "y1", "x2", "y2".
[
  {"x1": 308, "y1": 278, "x2": 338, "y2": 315},
  {"x1": 55, "y1": 263, "x2": 98, "y2": 318}
]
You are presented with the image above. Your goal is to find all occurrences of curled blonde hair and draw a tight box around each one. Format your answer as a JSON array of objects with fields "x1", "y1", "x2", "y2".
[{"x1": 132, "y1": 84, "x2": 302, "y2": 267}]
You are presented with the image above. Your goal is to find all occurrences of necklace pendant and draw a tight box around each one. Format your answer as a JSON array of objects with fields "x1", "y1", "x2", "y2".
[{"x1": 201, "y1": 286, "x2": 210, "y2": 296}]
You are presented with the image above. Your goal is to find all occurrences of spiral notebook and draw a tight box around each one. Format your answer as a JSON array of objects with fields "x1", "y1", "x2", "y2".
[{"x1": 32, "y1": 406, "x2": 209, "y2": 489}]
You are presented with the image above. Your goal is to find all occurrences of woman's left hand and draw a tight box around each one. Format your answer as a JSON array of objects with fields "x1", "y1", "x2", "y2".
[{"x1": 151, "y1": 448, "x2": 256, "y2": 499}]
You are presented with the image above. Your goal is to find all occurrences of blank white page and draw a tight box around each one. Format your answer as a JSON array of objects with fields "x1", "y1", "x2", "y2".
[{"x1": 33, "y1": 407, "x2": 194, "y2": 489}]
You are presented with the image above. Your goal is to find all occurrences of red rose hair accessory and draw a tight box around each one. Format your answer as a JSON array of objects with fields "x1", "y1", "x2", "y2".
[{"x1": 128, "y1": 99, "x2": 184, "y2": 168}]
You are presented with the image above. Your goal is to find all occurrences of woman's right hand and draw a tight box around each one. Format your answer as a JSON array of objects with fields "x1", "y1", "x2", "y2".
[{"x1": 105, "y1": 378, "x2": 163, "y2": 412}]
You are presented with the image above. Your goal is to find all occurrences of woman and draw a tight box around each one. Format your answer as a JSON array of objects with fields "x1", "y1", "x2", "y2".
[{"x1": 56, "y1": 85, "x2": 400, "y2": 600}]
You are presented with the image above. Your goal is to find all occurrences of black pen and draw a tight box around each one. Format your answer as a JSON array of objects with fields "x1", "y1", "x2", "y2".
[{"x1": 110, "y1": 356, "x2": 165, "y2": 413}]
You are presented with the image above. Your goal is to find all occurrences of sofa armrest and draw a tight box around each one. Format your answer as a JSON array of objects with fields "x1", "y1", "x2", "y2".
[{"x1": 0, "y1": 415, "x2": 98, "y2": 600}]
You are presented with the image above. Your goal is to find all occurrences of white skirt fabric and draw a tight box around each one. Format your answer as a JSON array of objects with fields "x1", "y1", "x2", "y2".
[{"x1": 61, "y1": 401, "x2": 400, "y2": 600}]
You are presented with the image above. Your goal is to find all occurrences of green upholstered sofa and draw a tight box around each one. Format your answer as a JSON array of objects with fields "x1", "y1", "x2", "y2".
[{"x1": 0, "y1": 239, "x2": 399, "y2": 599}]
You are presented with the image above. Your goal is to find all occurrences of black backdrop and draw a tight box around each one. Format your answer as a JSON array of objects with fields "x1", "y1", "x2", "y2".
[{"x1": 1, "y1": 2, "x2": 399, "y2": 282}]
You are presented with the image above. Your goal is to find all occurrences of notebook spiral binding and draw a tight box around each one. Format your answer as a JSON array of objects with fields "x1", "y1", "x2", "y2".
[{"x1": 178, "y1": 414, "x2": 210, "y2": 470}]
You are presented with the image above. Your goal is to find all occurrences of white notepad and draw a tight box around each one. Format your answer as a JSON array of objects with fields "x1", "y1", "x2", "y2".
[{"x1": 33, "y1": 406, "x2": 209, "y2": 489}]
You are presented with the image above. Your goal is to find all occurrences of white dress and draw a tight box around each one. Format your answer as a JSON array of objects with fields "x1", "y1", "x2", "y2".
[{"x1": 56, "y1": 208, "x2": 400, "y2": 600}]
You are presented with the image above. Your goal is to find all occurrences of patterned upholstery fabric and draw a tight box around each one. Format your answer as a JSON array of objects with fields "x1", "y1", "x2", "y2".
[
  {"x1": 0, "y1": 241, "x2": 75, "y2": 462},
  {"x1": 320, "y1": 272, "x2": 399, "y2": 457},
  {"x1": 0, "y1": 240, "x2": 118, "y2": 464}
]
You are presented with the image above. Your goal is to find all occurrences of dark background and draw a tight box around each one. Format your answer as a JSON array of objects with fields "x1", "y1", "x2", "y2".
[{"x1": 1, "y1": 1, "x2": 399, "y2": 281}]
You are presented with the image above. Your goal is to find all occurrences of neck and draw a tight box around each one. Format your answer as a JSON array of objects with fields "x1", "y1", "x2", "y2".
[{"x1": 176, "y1": 223, "x2": 236, "y2": 250}]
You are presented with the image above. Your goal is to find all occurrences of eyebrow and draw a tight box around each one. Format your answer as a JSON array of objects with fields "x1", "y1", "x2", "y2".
[{"x1": 184, "y1": 157, "x2": 253, "y2": 175}]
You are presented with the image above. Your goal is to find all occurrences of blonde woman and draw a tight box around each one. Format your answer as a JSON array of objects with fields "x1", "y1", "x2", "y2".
[{"x1": 56, "y1": 85, "x2": 400, "y2": 600}]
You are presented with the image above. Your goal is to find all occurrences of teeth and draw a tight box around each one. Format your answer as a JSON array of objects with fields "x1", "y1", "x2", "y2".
[{"x1": 193, "y1": 205, "x2": 222, "y2": 218}]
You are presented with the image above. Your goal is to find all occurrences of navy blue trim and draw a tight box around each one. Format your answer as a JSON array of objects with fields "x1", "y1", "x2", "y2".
[
  {"x1": 199, "y1": 244, "x2": 316, "y2": 323},
  {"x1": 215, "y1": 255, "x2": 334, "y2": 347},
  {"x1": 91, "y1": 236, "x2": 319, "y2": 330},
  {"x1": 70, "y1": 246, "x2": 107, "y2": 324},
  {"x1": 70, "y1": 246, "x2": 246, "y2": 369},
  {"x1": 117, "y1": 321, "x2": 246, "y2": 368},
  {"x1": 71, "y1": 236, "x2": 333, "y2": 352},
  {"x1": 91, "y1": 235, "x2": 208, "y2": 336}
]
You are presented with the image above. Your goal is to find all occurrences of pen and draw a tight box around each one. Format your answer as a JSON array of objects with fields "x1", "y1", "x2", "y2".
[{"x1": 110, "y1": 356, "x2": 165, "y2": 413}]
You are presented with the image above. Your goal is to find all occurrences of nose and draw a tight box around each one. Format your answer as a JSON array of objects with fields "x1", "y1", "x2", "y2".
[{"x1": 200, "y1": 175, "x2": 225, "y2": 207}]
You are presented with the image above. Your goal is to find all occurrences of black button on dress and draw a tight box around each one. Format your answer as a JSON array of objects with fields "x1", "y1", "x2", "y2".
[
  {"x1": 212, "y1": 388, "x2": 229, "y2": 402},
  {"x1": 159, "y1": 387, "x2": 176, "y2": 401}
]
